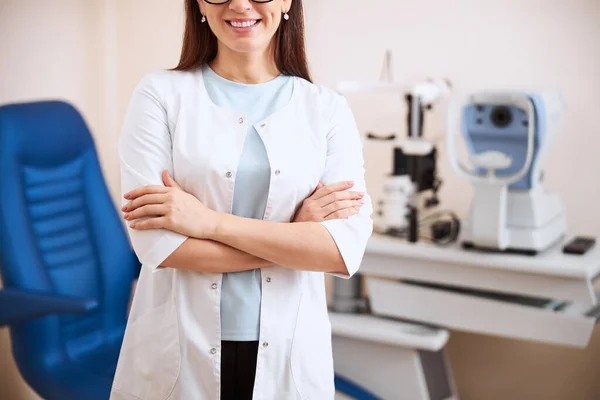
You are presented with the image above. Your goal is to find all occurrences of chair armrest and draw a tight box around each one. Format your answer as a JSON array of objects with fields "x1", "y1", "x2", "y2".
[{"x1": 0, "y1": 288, "x2": 98, "y2": 327}]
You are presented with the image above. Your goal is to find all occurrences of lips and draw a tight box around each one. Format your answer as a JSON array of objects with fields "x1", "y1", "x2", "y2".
[{"x1": 227, "y1": 19, "x2": 260, "y2": 28}]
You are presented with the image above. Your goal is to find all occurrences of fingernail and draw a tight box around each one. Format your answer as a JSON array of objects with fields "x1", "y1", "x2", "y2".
[
  {"x1": 124, "y1": 194, "x2": 130, "y2": 199},
  {"x1": 354, "y1": 206, "x2": 361, "y2": 210},
  {"x1": 124, "y1": 213, "x2": 129, "y2": 219},
  {"x1": 358, "y1": 192, "x2": 364, "y2": 198},
  {"x1": 129, "y1": 223, "x2": 136, "y2": 228},
  {"x1": 346, "y1": 181, "x2": 354, "y2": 187},
  {"x1": 358, "y1": 199, "x2": 364, "y2": 204}
]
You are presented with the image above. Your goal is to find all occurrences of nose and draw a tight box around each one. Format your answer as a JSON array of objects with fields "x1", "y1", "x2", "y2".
[{"x1": 228, "y1": 0, "x2": 252, "y2": 13}]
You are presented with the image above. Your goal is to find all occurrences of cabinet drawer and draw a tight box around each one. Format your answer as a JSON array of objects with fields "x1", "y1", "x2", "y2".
[
  {"x1": 329, "y1": 312, "x2": 449, "y2": 352},
  {"x1": 366, "y1": 277, "x2": 596, "y2": 347}
]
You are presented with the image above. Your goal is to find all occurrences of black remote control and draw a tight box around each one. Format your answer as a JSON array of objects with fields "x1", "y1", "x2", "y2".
[{"x1": 562, "y1": 236, "x2": 596, "y2": 255}]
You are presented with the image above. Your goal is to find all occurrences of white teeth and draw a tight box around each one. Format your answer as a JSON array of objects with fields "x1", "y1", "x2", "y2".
[{"x1": 230, "y1": 20, "x2": 258, "y2": 28}]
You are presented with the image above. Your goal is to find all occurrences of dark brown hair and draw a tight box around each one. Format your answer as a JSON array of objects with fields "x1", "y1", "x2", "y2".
[{"x1": 172, "y1": 0, "x2": 312, "y2": 82}]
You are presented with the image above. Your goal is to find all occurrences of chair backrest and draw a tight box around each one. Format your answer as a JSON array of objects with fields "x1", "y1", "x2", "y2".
[{"x1": 0, "y1": 100, "x2": 138, "y2": 375}]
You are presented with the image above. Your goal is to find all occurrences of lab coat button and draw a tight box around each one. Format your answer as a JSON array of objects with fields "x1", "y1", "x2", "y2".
[
  {"x1": 211, "y1": 283, "x2": 217, "y2": 289},
  {"x1": 262, "y1": 342, "x2": 269, "y2": 348},
  {"x1": 260, "y1": 123, "x2": 266, "y2": 128},
  {"x1": 238, "y1": 117, "x2": 244, "y2": 124},
  {"x1": 266, "y1": 277, "x2": 271, "y2": 283},
  {"x1": 274, "y1": 169, "x2": 280, "y2": 175},
  {"x1": 210, "y1": 348, "x2": 217, "y2": 354},
  {"x1": 225, "y1": 171, "x2": 233, "y2": 178}
]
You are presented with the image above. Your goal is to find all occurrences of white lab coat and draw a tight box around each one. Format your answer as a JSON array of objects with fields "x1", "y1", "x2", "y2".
[{"x1": 110, "y1": 68, "x2": 373, "y2": 400}]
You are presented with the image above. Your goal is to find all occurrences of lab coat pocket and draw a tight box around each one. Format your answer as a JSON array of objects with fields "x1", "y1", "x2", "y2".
[
  {"x1": 290, "y1": 294, "x2": 335, "y2": 399},
  {"x1": 111, "y1": 299, "x2": 181, "y2": 400}
]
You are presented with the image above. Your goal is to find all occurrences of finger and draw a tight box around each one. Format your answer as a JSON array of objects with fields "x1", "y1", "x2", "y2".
[
  {"x1": 323, "y1": 206, "x2": 361, "y2": 221},
  {"x1": 124, "y1": 204, "x2": 168, "y2": 221},
  {"x1": 311, "y1": 181, "x2": 354, "y2": 200},
  {"x1": 162, "y1": 170, "x2": 182, "y2": 190},
  {"x1": 315, "y1": 190, "x2": 364, "y2": 208},
  {"x1": 122, "y1": 193, "x2": 169, "y2": 212},
  {"x1": 124, "y1": 185, "x2": 169, "y2": 200},
  {"x1": 124, "y1": 193, "x2": 169, "y2": 212},
  {"x1": 310, "y1": 182, "x2": 324, "y2": 195},
  {"x1": 322, "y1": 199, "x2": 364, "y2": 215},
  {"x1": 129, "y1": 216, "x2": 169, "y2": 230}
]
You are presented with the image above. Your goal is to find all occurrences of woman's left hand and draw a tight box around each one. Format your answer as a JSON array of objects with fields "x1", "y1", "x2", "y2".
[{"x1": 121, "y1": 170, "x2": 219, "y2": 239}]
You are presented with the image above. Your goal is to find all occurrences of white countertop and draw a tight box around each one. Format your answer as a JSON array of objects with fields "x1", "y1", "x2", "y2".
[{"x1": 365, "y1": 233, "x2": 600, "y2": 280}]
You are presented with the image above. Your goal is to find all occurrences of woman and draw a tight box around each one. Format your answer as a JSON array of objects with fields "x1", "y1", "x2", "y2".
[{"x1": 110, "y1": 0, "x2": 373, "y2": 399}]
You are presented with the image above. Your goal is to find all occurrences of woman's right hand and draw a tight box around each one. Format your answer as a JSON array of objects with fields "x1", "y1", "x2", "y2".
[{"x1": 293, "y1": 181, "x2": 365, "y2": 222}]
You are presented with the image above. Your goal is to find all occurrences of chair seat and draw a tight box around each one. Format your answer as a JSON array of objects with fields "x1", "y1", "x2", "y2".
[
  {"x1": 30, "y1": 328, "x2": 125, "y2": 400},
  {"x1": 71, "y1": 328, "x2": 125, "y2": 377}
]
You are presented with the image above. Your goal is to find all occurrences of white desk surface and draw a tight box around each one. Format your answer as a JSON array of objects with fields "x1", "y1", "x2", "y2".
[
  {"x1": 365, "y1": 233, "x2": 600, "y2": 280},
  {"x1": 329, "y1": 312, "x2": 449, "y2": 352}
]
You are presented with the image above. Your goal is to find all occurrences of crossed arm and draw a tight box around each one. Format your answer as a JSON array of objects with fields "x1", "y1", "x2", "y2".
[
  {"x1": 119, "y1": 75, "x2": 373, "y2": 278},
  {"x1": 152, "y1": 185, "x2": 360, "y2": 275},
  {"x1": 161, "y1": 238, "x2": 275, "y2": 273},
  {"x1": 123, "y1": 174, "x2": 363, "y2": 275},
  {"x1": 160, "y1": 221, "x2": 346, "y2": 275}
]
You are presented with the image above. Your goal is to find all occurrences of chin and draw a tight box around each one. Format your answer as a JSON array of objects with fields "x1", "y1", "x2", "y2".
[{"x1": 225, "y1": 39, "x2": 269, "y2": 54}]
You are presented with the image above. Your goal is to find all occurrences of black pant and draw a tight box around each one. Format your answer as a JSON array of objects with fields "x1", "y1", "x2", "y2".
[{"x1": 221, "y1": 341, "x2": 259, "y2": 400}]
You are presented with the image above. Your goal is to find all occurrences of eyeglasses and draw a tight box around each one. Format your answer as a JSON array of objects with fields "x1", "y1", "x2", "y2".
[{"x1": 204, "y1": 0, "x2": 273, "y2": 4}]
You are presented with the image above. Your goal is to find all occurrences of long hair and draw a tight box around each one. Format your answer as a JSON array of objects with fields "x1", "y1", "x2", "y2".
[{"x1": 172, "y1": 0, "x2": 312, "y2": 82}]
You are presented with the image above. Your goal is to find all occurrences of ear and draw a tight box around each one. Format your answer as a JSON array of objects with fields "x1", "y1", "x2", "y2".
[
  {"x1": 196, "y1": 0, "x2": 205, "y2": 16},
  {"x1": 282, "y1": 0, "x2": 292, "y2": 14}
]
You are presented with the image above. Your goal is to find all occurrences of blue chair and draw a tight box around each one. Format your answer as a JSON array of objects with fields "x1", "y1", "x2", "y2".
[
  {"x1": 335, "y1": 374, "x2": 382, "y2": 400},
  {"x1": 0, "y1": 100, "x2": 140, "y2": 400}
]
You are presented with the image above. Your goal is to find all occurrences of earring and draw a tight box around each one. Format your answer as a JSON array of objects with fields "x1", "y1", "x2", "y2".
[
  {"x1": 201, "y1": 15, "x2": 206, "y2": 23},
  {"x1": 283, "y1": 12, "x2": 289, "y2": 20}
]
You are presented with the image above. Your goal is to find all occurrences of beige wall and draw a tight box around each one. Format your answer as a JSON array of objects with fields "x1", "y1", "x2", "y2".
[
  {"x1": 0, "y1": 0, "x2": 118, "y2": 194},
  {"x1": 2, "y1": 0, "x2": 600, "y2": 399}
]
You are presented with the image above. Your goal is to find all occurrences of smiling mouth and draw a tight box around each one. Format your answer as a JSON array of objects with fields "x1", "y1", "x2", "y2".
[{"x1": 227, "y1": 19, "x2": 261, "y2": 29}]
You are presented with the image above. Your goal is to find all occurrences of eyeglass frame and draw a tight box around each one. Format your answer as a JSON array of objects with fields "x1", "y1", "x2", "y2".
[{"x1": 203, "y1": 0, "x2": 274, "y2": 5}]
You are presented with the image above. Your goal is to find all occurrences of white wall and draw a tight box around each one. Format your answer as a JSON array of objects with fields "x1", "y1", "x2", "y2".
[
  {"x1": 113, "y1": 0, "x2": 185, "y2": 128},
  {"x1": 0, "y1": 0, "x2": 99, "y2": 106},
  {"x1": 0, "y1": 0, "x2": 121, "y2": 199},
  {"x1": 1, "y1": 0, "x2": 600, "y2": 399}
]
